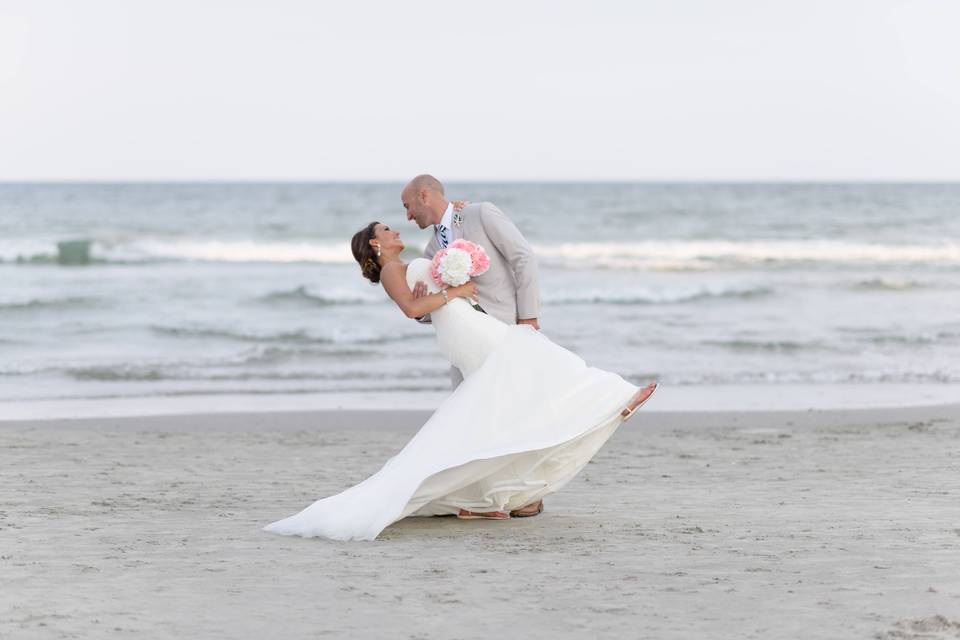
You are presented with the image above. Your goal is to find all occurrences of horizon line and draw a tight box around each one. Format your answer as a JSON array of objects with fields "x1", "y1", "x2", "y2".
[{"x1": 2, "y1": 178, "x2": 960, "y2": 185}]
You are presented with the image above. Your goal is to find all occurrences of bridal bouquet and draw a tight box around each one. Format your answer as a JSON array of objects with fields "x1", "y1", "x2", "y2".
[{"x1": 430, "y1": 240, "x2": 490, "y2": 312}]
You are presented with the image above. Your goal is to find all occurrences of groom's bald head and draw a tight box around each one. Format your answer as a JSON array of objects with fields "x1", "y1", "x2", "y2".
[
  {"x1": 401, "y1": 174, "x2": 449, "y2": 229},
  {"x1": 405, "y1": 174, "x2": 445, "y2": 197}
]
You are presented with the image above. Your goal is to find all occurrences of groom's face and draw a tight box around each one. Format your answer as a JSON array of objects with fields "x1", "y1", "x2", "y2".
[{"x1": 401, "y1": 187, "x2": 437, "y2": 230}]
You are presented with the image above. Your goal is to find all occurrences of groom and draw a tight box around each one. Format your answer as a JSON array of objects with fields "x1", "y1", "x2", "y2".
[
  {"x1": 403, "y1": 174, "x2": 545, "y2": 519},
  {"x1": 402, "y1": 173, "x2": 541, "y2": 386}
]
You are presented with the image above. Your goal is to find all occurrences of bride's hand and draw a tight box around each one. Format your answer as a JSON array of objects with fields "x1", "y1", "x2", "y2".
[
  {"x1": 452, "y1": 200, "x2": 469, "y2": 212},
  {"x1": 449, "y1": 282, "x2": 477, "y2": 301}
]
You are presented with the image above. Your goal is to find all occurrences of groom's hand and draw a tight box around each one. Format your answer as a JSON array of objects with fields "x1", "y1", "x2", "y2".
[
  {"x1": 412, "y1": 281, "x2": 428, "y2": 299},
  {"x1": 518, "y1": 317, "x2": 540, "y2": 331}
]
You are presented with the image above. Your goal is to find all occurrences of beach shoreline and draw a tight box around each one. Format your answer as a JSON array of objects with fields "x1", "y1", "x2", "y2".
[
  {"x1": 3, "y1": 401, "x2": 959, "y2": 432},
  {"x1": 4, "y1": 381, "x2": 960, "y2": 422}
]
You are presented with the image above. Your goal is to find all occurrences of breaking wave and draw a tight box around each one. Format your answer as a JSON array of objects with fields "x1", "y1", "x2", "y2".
[
  {"x1": 851, "y1": 278, "x2": 929, "y2": 291},
  {"x1": 256, "y1": 286, "x2": 380, "y2": 306},
  {"x1": 5, "y1": 238, "x2": 960, "y2": 270},
  {"x1": 149, "y1": 325, "x2": 432, "y2": 346},
  {"x1": 0, "y1": 296, "x2": 101, "y2": 312},
  {"x1": 545, "y1": 285, "x2": 772, "y2": 305},
  {"x1": 534, "y1": 240, "x2": 960, "y2": 270}
]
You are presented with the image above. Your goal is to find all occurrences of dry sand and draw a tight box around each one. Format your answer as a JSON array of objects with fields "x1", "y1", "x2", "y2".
[{"x1": 2, "y1": 405, "x2": 959, "y2": 639}]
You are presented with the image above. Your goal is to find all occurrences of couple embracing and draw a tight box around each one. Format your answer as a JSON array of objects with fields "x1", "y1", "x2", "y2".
[{"x1": 263, "y1": 175, "x2": 658, "y2": 541}]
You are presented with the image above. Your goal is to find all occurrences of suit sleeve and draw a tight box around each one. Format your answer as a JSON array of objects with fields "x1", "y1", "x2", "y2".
[{"x1": 477, "y1": 202, "x2": 540, "y2": 320}]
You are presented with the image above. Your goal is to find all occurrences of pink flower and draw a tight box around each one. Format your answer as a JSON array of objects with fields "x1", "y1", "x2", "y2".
[
  {"x1": 429, "y1": 248, "x2": 447, "y2": 287},
  {"x1": 448, "y1": 239, "x2": 491, "y2": 276},
  {"x1": 429, "y1": 241, "x2": 491, "y2": 288}
]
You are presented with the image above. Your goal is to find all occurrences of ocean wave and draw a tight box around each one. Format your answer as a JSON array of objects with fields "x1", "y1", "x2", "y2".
[
  {"x1": 864, "y1": 331, "x2": 960, "y2": 346},
  {"x1": 67, "y1": 365, "x2": 169, "y2": 382},
  {"x1": 63, "y1": 365, "x2": 447, "y2": 383},
  {"x1": 5, "y1": 237, "x2": 960, "y2": 269},
  {"x1": 662, "y1": 370, "x2": 960, "y2": 385},
  {"x1": 701, "y1": 339, "x2": 834, "y2": 352},
  {"x1": 0, "y1": 239, "x2": 68, "y2": 264},
  {"x1": 190, "y1": 282, "x2": 774, "y2": 309},
  {"x1": 0, "y1": 296, "x2": 100, "y2": 312},
  {"x1": 53, "y1": 367, "x2": 960, "y2": 386},
  {"x1": 108, "y1": 239, "x2": 356, "y2": 264},
  {"x1": 229, "y1": 339, "x2": 442, "y2": 366},
  {"x1": 699, "y1": 332, "x2": 959, "y2": 352},
  {"x1": 204, "y1": 368, "x2": 448, "y2": 382},
  {"x1": 534, "y1": 240, "x2": 960, "y2": 270},
  {"x1": 545, "y1": 285, "x2": 772, "y2": 305},
  {"x1": 256, "y1": 286, "x2": 379, "y2": 306},
  {"x1": 232, "y1": 345, "x2": 375, "y2": 366},
  {"x1": 14, "y1": 384, "x2": 453, "y2": 401},
  {"x1": 851, "y1": 278, "x2": 929, "y2": 291},
  {"x1": 149, "y1": 325, "x2": 432, "y2": 346},
  {"x1": 0, "y1": 238, "x2": 356, "y2": 265},
  {"x1": 11, "y1": 360, "x2": 960, "y2": 387},
  {"x1": 150, "y1": 325, "x2": 332, "y2": 344},
  {"x1": 0, "y1": 237, "x2": 340, "y2": 265}
]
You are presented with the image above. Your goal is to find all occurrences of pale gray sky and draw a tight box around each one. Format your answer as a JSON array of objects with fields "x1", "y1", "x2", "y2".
[{"x1": 1, "y1": 0, "x2": 958, "y2": 181}]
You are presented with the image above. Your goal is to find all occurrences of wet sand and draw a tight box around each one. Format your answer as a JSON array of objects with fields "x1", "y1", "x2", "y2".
[{"x1": 2, "y1": 405, "x2": 959, "y2": 639}]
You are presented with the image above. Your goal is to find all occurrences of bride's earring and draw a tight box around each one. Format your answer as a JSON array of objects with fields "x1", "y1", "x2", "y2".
[{"x1": 374, "y1": 243, "x2": 381, "y2": 258}]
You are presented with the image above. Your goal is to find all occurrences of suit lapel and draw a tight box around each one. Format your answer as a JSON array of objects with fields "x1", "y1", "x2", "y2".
[
  {"x1": 424, "y1": 234, "x2": 440, "y2": 259},
  {"x1": 451, "y1": 204, "x2": 472, "y2": 242}
]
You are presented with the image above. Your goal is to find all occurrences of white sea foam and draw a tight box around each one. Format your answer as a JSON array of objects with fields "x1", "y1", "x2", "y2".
[
  {"x1": 100, "y1": 239, "x2": 357, "y2": 264},
  {"x1": 0, "y1": 238, "x2": 356, "y2": 264},
  {"x1": 4, "y1": 238, "x2": 960, "y2": 268},
  {"x1": 534, "y1": 240, "x2": 960, "y2": 269},
  {"x1": 542, "y1": 284, "x2": 772, "y2": 305},
  {"x1": 0, "y1": 238, "x2": 59, "y2": 263}
]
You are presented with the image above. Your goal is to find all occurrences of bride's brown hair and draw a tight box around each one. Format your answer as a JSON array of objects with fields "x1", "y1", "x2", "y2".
[{"x1": 351, "y1": 221, "x2": 382, "y2": 284}]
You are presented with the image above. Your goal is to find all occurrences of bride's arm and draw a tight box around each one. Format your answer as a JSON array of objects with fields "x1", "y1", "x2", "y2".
[{"x1": 380, "y1": 264, "x2": 476, "y2": 319}]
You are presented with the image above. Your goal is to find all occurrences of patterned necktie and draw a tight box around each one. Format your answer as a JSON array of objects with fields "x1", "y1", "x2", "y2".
[{"x1": 436, "y1": 223, "x2": 448, "y2": 248}]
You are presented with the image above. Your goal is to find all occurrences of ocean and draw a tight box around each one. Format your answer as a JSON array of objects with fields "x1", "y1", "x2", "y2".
[{"x1": 2, "y1": 182, "x2": 959, "y2": 418}]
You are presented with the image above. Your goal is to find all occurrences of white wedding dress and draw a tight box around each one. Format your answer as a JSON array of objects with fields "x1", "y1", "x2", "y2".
[{"x1": 262, "y1": 258, "x2": 640, "y2": 541}]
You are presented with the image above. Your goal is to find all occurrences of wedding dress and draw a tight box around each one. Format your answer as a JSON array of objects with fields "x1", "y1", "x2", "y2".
[{"x1": 262, "y1": 258, "x2": 640, "y2": 541}]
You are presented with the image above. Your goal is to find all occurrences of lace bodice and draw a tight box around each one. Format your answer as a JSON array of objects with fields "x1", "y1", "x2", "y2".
[{"x1": 405, "y1": 258, "x2": 509, "y2": 377}]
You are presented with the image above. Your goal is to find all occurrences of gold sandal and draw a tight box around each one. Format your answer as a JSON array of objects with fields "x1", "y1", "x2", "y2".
[{"x1": 509, "y1": 501, "x2": 543, "y2": 518}]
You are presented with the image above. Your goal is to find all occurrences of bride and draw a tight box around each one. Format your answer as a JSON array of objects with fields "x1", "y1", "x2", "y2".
[{"x1": 262, "y1": 222, "x2": 658, "y2": 541}]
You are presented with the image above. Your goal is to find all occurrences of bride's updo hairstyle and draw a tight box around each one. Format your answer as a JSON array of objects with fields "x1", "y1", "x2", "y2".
[{"x1": 351, "y1": 221, "x2": 382, "y2": 284}]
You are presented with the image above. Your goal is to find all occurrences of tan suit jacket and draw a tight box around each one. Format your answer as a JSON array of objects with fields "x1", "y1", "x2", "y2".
[{"x1": 419, "y1": 201, "x2": 541, "y2": 386}]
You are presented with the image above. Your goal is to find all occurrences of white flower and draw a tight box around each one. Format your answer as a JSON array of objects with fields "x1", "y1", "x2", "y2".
[{"x1": 438, "y1": 248, "x2": 472, "y2": 286}]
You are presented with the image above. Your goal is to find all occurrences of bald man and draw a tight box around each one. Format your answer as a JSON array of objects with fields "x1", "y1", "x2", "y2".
[{"x1": 401, "y1": 174, "x2": 541, "y2": 388}]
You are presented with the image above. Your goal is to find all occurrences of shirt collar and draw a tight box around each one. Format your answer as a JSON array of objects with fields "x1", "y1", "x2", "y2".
[{"x1": 438, "y1": 202, "x2": 453, "y2": 230}]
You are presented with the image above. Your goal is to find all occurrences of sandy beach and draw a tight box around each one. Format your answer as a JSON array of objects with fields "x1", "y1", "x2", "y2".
[{"x1": 1, "y1": 404, "x2": 958, "y2": 639}]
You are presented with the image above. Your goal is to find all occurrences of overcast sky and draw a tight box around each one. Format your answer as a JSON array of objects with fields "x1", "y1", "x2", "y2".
[{"x1": 1, "y1": 0, "x2": 958, "y2": 181}]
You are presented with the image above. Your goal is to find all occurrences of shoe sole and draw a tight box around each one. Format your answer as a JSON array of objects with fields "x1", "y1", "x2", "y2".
[{"x1": 621, "y1": 382, "x2": 659, "y2": 421}]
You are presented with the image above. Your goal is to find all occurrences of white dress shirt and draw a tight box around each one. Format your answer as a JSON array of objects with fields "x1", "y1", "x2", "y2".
[{"x1": 435, "y1": 202, "x2": 453, "y2": 248}]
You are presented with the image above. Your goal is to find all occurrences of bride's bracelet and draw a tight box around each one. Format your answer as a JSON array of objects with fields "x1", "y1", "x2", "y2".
[{"x1": 440, "y1": 289, "x2": 449, "y2": 305}]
